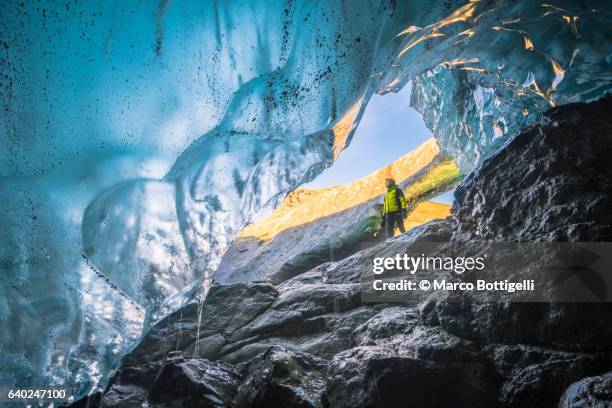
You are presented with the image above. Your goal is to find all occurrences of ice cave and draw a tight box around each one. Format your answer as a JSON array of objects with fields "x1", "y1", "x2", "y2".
[{"x1": 1, "y1": 0, "x2": 611, "y2": 406}]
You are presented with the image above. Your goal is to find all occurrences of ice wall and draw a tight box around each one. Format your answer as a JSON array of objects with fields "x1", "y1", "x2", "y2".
[
  {"x1": 379, "y1": 0, "x2": 612, "y2": 170},
  {"x1": 0, "y1": 0, "x2": 610, "y2": 398}
]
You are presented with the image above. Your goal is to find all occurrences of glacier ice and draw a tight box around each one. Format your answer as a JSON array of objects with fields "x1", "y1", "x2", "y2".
[
  {"x1": 1, "y1": 0, "x2": 611, "y2": 399},
  {"x1": 382, "y1": 0, "x2": 612, "y2": 171}
]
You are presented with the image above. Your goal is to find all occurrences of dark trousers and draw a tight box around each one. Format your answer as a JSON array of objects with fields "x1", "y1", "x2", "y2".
[{"x1": 385, "y1": 211, "x2": 405, "y2": 238}]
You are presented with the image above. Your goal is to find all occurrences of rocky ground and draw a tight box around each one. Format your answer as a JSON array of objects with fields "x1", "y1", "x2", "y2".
[{"x1": 70, "y1": 96, "x2": 612, "y2": 407}]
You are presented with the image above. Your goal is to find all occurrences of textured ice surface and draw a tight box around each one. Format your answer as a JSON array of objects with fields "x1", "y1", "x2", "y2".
[
  {"x1": 380, "y1": 1, "x2": 612, "y2": 170},
  {"x1": 1, "y1": 0, "x2": 611, "y2": 398}
]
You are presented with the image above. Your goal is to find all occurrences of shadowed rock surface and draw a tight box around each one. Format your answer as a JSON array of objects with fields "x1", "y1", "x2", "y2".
[
  {"x1": 233, "y1": 346, "x2": 329, "y2": 408},
  {"x1": 148, "y1": 352, "x2": 241, "y2": 408},
  {"x1": 452, "y1": 96, "x2": 612, "y2": 242},
  {"x1": 70, "y1": 96, "x2": 612, "y2": 407}
]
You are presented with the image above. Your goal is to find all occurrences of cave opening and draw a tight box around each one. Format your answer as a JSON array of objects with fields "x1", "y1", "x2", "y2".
[{"x1": 304, "y1": 82, "x2": 458, "y2": 209}]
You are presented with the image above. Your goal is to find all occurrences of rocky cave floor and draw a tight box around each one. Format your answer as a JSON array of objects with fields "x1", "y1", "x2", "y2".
[{"x1": 69, "y1": 96, "x2": 612, "y2": 407}]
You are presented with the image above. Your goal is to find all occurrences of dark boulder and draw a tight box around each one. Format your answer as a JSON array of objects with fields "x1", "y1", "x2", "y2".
[
  {"x1": 498, "y1": 352, "x2": 611, "y2": 407},
  {"x1": 148, "y1": 352, "x2": 241, "y2": 408},
  {"x1": 323, "y1": 325, "x2": 499, "y2": 408},
  {"x1": 234, "y1": 346, "x2": 329, "y2": 408},
  {"x1": 452, "y1": 95, "x2": 612, "y2": 242}
]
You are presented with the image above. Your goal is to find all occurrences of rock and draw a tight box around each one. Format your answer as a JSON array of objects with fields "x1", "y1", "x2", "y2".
[
  {"x1": 558, "y1": 371, "x2": 612, "y2": 408},
  {"x1": 100, "y1": 382, "x2": 148, "y2": 407},
  {"x1": 234, "y1": 346, "x2": 329, "y2": 408},
  {"x1": 148, "y1": 351, "x2": 241, "y2": 408},
  {"x1": 323, "y1": 336, "x2": 498, "y2": 408},
  {"x1": 498, "y1": 352, "x2": 611, "y2": 407},
  {"x1": 217, "y1": 282, "x2": 376, "y2": 364},
  {"x1": 113, "y1": 283, "x2": 278, "y2": 386},
  {"x1": 323, "y1": 319, "x2": 497, "y2": 408},
  {"x1": 427, "y1": 297, "x2": 612, "y2": 353},
  {"x1": 452, "y1": 95, "x2": 612, "y2": 242},
  {"x1": 351, "y1": 306, "x2": 418, "y2": 347},
  {"x1": 73, "y1": 352, "x2": 241, "y2": 407},
  {"x1": 285, "y1": 218, "x2": 454, "y2": 286}
]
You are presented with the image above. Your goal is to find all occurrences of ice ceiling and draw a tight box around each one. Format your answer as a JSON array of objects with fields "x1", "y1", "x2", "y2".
[{"x1": 1, "y1": 0, "x2": 610, "y2": 397}]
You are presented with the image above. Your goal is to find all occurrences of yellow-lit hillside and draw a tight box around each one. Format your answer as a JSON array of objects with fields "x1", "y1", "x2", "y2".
[{"x1": 404, "y1": 200, "x2": 452, "y2": 231}]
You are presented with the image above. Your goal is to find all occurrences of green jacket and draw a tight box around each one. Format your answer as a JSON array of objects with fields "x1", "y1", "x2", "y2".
[{"x1": 383, "y1": 184, "x2": 407, "y2": 215}]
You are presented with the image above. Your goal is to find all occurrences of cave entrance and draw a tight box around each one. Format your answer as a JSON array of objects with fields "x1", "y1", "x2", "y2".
[
  {"x1": 224, "y1": 83, "x2": 461, "y2": 283},
  {"x1": 232, "y1": 81, "x2": 462, "y2": 255},
  {"x1": 304, "y1": 83, "x2": 457, "y2": 207}
]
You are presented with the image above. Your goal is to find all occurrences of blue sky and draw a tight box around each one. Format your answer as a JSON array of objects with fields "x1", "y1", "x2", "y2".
[{"x1": 304, "y1": 85, "x2": 455, "y2": 204}]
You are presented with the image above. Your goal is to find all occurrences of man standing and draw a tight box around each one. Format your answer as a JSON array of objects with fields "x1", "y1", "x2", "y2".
[{"x1": 381, "y1": 177, "x2": 408, "y2": 238}]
